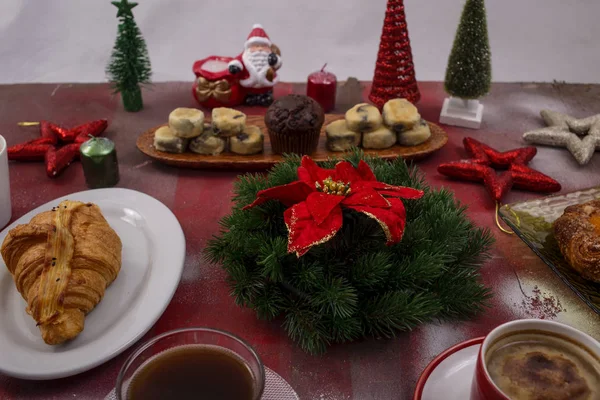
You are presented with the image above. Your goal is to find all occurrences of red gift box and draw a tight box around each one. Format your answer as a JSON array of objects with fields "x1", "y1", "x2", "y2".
[{"x1": 192, "y1": 56, "x2": 245, "y2": 109}]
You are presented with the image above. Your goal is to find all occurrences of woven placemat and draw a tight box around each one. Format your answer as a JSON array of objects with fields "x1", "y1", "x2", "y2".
[{"x1": 104, "y1": 366, "x2": 299, "y2": 400}]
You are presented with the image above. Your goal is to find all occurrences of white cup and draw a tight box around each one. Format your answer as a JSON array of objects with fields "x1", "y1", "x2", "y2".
[{"x1": 0, "y1": 135, "x2": 11, "y2": 229}]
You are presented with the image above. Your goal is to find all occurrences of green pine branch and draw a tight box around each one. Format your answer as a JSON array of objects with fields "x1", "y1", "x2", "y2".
[
  {"x1": 283, "y1": 302, "x2": 332, "y2": 354},
  {"x1": 289, "y1": 260, "x2": 325, "y2": 293},
  {"x1": 434, "y1": 269, "x2": 492, "y2": 318},
  {"x1": 309, "y1": 277, "x2": 358, "y2": 319},
  {"x1": 257, "y1": 237, "x2": 288, "y2": 283},
  {"x1": 361, "y1": 291, "x2": 441, "y2": 338},
  {"x1": 349, "y1": 252, "x2": 393, "y2": 290},
  {"x1": 252, "y1": 284, "x2": 286, "y2": 320}
]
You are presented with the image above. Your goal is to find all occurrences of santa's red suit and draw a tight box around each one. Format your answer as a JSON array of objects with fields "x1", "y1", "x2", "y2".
[{"x1": 228, "y1": 25, "x2": 282, "y2": 104}]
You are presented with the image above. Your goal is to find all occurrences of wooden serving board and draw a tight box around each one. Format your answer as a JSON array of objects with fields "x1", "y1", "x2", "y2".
[{"x1": 136, "y1": 115, "x2": 448, "y2": 171}]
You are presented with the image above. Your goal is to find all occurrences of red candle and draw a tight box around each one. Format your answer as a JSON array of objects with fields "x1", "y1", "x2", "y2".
[{"x1": 307, "y1": 64, "x2": 337, "y2": 112}]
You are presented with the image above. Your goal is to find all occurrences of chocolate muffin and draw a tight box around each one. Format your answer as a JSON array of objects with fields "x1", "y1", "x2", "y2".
[{"x1": 264, "y1": 94, "x2": 325, "y2": 155}]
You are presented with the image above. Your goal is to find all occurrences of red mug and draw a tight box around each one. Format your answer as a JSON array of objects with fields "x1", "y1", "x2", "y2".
[{"x1": 471, "y1": 319, "x2": 600, "y2": 400}]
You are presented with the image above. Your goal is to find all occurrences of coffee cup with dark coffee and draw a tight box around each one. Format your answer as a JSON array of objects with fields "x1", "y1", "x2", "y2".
[
  {"x1": 116, "y1": 328, "x2": 265, "y2": 400},
  {"x1": 471, "y1": 319, "x2": 600, "y2": 400}
]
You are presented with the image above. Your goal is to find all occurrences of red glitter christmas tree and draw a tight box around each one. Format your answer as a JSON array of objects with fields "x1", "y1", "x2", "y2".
[{"x1": 369, "y1": 0, "x2": 420, "y2": 107}]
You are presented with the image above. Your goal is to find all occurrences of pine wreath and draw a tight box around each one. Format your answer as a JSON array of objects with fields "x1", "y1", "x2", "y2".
[{"x1": 206, "y1": 151, "x2": 494, "y2": 354}]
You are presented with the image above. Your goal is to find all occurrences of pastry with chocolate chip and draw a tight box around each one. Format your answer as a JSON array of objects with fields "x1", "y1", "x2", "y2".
[
  {"x1": 230, "y1": 125, "x2": 264, "y2": 155},
  {"x1": 362, "y1": 126, "x2": 396, "y2": 149},
  {"x1": 397, "y1": 119, "x2": 431, "y2": 146},
  {"x1": 382, "y1": 98, "x2": 421, "y2": 133},
  {"x1": 345, "y1": 103, "x2": 383, "y2": 133},
  {"x1": 154, "y1": 126, "x2": 189, "y2": 153},
  {"x1": 325, "y1": 119, "x2": 361, "y2": 152},
  {"x1": 189, "y1": 125, "x2": 226, "y2": 156},
  {"x1": 168, "y1": 107, "x2": 205, "y2": 138},
  {"x1": 211, "y1": 108, "x2": 247, "y2": 137}
]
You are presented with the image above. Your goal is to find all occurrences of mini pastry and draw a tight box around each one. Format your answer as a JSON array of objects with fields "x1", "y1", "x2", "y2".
[
  {"x1": 230, "y1": 126, "x2": 264, "y2": 155},
  {"x1": 554, "y1": 199, "x2": 600, "y2": 282},
  {"x1": 397, "y1": 119, "x2": 431, "y2": 146},
  {"x1": 325, "y1": 119, "x2": 361, "y2": 152},
  {"x1": 154, "y1": 126, "x2": 189, "y2": 153},
  {"x1": 345, "y1": 103, "x2": 383, "y2": 132},
  {"x1": 1, "y1": 201, "x2": 122, "y2": 345},
  {"x1": 168, "y1": 107, "x2": 204, "y2": 138},
  {"x1": 382, "y1": 98, "x2": 421, "y2": 133},
  {"x1": 362, "y1": 126, "x2": 396, "y2": 149},
  {"x1": 211, "y1": 108, "x2": 247, "y2": 137},
  {"x1": 189, "y1": 125, "x2": 226, "y2": 155}
]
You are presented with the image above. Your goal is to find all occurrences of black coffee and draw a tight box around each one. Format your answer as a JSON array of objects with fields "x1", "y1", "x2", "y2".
[{"x1": 126, "y1": 345, "x2": 256, "y2": 400}]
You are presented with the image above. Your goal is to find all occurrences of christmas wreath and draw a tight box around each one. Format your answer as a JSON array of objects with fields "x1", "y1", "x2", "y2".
[{"x1": 206, "y1": 152, "x2": 494, "y2": 354}]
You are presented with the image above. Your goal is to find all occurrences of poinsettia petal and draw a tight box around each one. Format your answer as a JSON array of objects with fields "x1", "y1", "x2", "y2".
[
  {"x1": 306, "y1": 192, "x2": 344, "y2": 225},
  {"x1": 343, "y1": 186, "x2": 390, "y2": 208},
  {"x1": 346, "y1": 205, "x2": 405, "y2": 245},
  {"x1": 387, "y1": 197, "x2": 407, "y2": 220},
  {"x1": 376, "y1": 187, "x2": 424, "y2": 199},
  {"x1": 334, "y1": 161, "x2": 363, "y2": 183},
  {"x1": 243, "y1": 181, "x2": 313, "y2": 210},
  {"x1": 297, "y1": 166, "x2": 313, "y2": 188},
  {"x1": 298, "y1": 156, "x2": 335, "y2": 188},
  {"x1": 353, "y1": 181, "x2": 424, "y2": 199},
  {"x1": 284, "y1": 201, "x2": 342, "y2": 257},
  {"x1": 357, "y1": 160, "x2": 377, "y2": 181}
]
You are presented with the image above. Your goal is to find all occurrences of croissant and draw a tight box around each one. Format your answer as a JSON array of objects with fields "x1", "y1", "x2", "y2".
[
  {"x1": 1, "y1": 200, "x2": 122, "y2": 345},
  {"x1": 554, "y1": 199, "x2": 600, "y2": 282}
]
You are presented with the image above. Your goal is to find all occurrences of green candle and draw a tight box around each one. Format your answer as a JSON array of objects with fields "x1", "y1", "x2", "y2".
[{"x1": 80, "y1": 137, "x2": 119, "y2": 188}]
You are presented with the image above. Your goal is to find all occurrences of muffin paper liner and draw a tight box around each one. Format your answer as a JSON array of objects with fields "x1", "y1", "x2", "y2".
[{"x1": 268, "y1": 128, "x2": 321, "y2": 155}]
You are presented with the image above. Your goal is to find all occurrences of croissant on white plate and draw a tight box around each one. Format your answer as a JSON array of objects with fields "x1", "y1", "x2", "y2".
[{"x1": 1, "y1": 200, "x2": 122, "y2": 345}]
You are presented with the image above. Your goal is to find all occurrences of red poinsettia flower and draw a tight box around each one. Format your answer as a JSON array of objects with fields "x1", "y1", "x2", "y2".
[{"x1": 244, "y1": 156, "x2": 424, "y2": 257}]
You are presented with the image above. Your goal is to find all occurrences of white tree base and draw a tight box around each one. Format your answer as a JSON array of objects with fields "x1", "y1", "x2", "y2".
[{"x1": 439, "y1": 97, "x2": 484, "y2": 129}]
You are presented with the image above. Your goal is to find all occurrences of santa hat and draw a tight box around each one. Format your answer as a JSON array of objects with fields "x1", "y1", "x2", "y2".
[{"x1": 245, "y1": 24, "x2": 271, "y2": 48}]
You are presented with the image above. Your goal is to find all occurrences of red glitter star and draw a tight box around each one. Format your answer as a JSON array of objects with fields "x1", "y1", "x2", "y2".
[
  {"x1": 8, "y1": 120, "x2": 107, "y2": 177},
  {"x1": 438, "y1": 137, "x2": 561, "y2": 203}
]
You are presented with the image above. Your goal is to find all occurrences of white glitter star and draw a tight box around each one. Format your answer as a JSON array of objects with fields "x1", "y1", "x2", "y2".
[{"x1": 522, "y1": 110, "x2": 600, "y2": 165}]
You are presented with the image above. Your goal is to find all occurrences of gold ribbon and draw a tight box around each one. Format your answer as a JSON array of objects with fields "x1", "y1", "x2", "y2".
[{"x1": 195, "y1": 77, "x2": 231, "y2": 102}]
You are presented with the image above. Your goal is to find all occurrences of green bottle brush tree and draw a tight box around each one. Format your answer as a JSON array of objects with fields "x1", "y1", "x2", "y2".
[
  {"x1": 206, "y1": 152, "x2": 494, "y2": 354},
  {"x1": 440, "y1": 0, "x2": 491, "y2": 129},
  {"x1": 444, "y1": 0, "x2": 491, "y2": 99},
  {"x1": 106, "y1": 0, "x2": 152, "y2": 112}
]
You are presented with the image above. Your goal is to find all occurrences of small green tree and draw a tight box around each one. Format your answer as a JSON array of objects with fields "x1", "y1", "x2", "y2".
[
  {"x1": 444, "y1": 0, "x2": 491, "y2": 99},
  {"x1": 106, "y1": 0, "x2": 152, "y2": 112}
]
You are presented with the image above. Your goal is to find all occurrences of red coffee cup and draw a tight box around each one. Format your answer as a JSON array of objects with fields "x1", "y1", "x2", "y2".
[{"x1": 471, "y1": 319, "x2": 600, "y2": 400}]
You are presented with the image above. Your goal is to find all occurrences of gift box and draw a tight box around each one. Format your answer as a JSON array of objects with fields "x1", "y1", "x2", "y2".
[{"x1": 192, "y1": 56, "x2": 244, "y2": 109}]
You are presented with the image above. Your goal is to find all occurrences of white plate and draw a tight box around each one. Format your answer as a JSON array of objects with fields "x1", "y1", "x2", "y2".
[
  {"x1": 0, "y1": 188, "x2": 185, "y2": 380},
  {"x1": 414, "y1": 337, "x2": 483, "y2": 400}
]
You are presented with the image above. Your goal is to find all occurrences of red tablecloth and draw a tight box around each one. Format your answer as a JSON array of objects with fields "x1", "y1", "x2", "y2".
[{"x1": 1, "y1": 82, "x2": 599, "y2": 399}]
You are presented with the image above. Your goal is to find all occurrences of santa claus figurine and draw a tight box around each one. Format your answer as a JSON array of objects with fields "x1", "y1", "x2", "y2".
[{"x1": 228, "y1": 24, "x2": 282, "y2": 106}]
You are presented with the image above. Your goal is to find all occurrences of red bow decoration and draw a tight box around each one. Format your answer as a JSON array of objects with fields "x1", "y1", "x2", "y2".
[
  {"x1": 244, "y1": 156, "x2": 424, "y2": 257},
  {"x1": 8, "y1": 120, "x2": 108, "y2": 177},
  {"x1": 437, "y1": 137, "x2": 561, "y2": 203}
]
